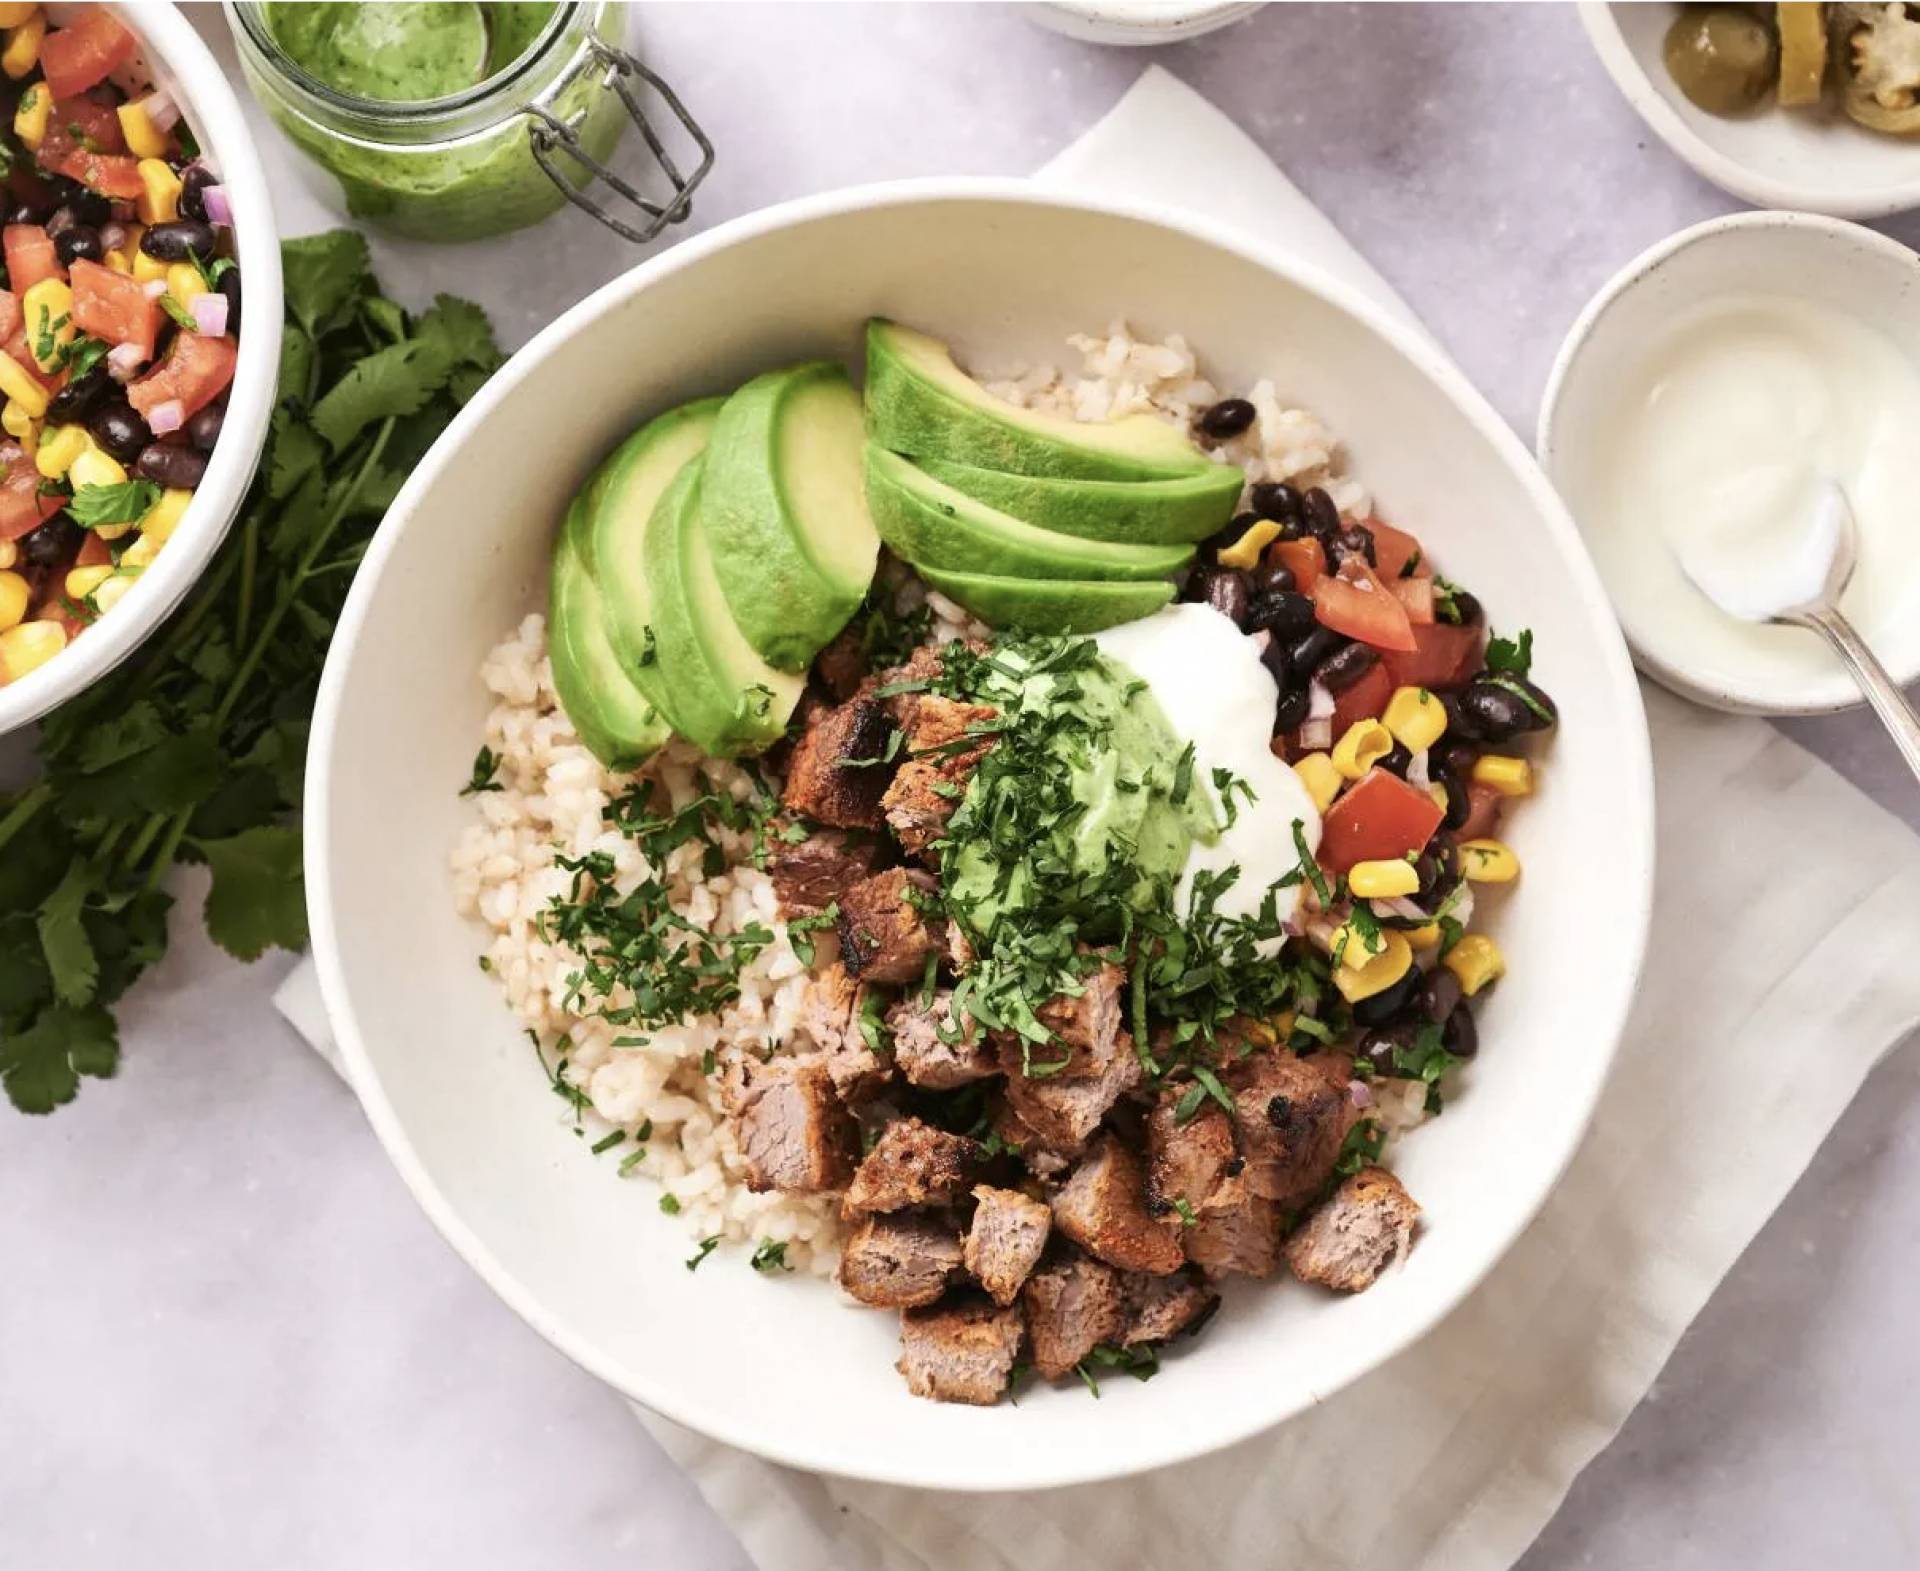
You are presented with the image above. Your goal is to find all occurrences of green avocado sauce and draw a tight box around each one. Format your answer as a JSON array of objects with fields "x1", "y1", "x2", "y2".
[{"x1": 265, "y1": 3, "x2": 553, "y2": 103}]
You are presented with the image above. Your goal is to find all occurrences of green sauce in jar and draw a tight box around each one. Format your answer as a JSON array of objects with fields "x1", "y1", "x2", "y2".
[{"x1": 263, "y1": 3, "x2": 549, "y2": 104}]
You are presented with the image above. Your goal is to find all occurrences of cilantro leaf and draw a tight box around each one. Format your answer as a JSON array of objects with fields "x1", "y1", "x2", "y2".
[
  {"x1": 268, "y1": 412, "x2": 326, "y2": 499},
  {"x1": 280, "y1": 230, "x2": 371, "y2": 341},
  {"x1": 36, "y1": 863, "x2": 98, "y2": 1008},
  {"x1": 1484, "y1": 628, "x2": 1533, "y2": 677},
  {"x1": 199, "y1": 825, "x2": 307, "y2": 962},
  {"x1": 310, "y1": 337, "x2": 456, "y2": 452},
  {"x1": 413, "y1": 294, "x2": 502, "y2": 374},
  {"x1": 67, "y1": 479, "x2": 160, "y2": 530},
  {"x1": 0, "y1": 1004, "x2": 118, "y2": 1113}
]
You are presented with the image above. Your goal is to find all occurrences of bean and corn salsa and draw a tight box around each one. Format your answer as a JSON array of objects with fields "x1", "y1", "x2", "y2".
[{"x1": 0, "y1": 3, "x2": 242, "y2": 685}]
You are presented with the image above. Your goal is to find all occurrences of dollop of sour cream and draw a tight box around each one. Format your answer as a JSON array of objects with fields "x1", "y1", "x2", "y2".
[
  {"x1": 1094, "y1": 603, "x2": 1321, "y2": 937},
  {"x1": 1590, "y1": 293, "x2": 1920, "y2": 690}
]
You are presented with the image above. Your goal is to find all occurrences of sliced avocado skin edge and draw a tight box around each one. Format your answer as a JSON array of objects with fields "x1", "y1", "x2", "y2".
[
  {"x1": 864, "y1": 318, "x2": 1213, "y2": 482},
  {"x1": 920, "y1": 566, "x2": 1175, "y2": 634},
  {"x1": 915, "y1": 454, "x2": 1241, "y2": 546},
  {"x1": 865, "y1": 446, "x2": 1193, "y2": 583},
  {"x1": 701, "y1": 361, "x2": 876, "y2": 672}
]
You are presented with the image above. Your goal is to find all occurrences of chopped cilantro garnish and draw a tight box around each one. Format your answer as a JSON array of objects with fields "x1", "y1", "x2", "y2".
[
  {"x1": 684, "y1": 1235, "x2": 721, "y2": 1272},
  {"x1": 67, "y1": 479, "x2": 160, "y2": 531},
  {"x1": 1484, "y1": 628, "x2": 1533, "y2": 677},
  {"x1": 589, "y1": 1129, "x2": 626, "y2": 1156},
  {"x1": 459, "y1": 745, "x2": 504, "y2": 795},
  {"x1": 658, "y1": 1193, "x2": 681, "y2": 1215},
  {"x1": 749, "y1": 1239, "x2": 792, "y2": 1273}
]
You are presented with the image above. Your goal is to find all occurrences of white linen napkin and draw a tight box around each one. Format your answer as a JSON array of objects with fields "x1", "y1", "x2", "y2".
[{"x1": 278, "y1": 67, "x2": 1920, "y2": 1571}]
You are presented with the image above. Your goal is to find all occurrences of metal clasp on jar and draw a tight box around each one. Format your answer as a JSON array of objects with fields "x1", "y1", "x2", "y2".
[{"x1": 523, "y1": 36, "x2": 712, "y2": 244}]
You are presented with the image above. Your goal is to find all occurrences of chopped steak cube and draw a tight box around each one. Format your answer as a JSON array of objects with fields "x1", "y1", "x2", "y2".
[
  {"x1": 989, "y1": 1097, "x2": 1071, "y2": 1179},
  {"x1": 889, "y1": 990, "x2": 997, "y2": 1089},
  {"x1": 1184, "y1": 1172, "x2": 1283, "y2": 1278},
  {"x1": 725, "y1": 1056, "x2": 855, "y2": 1194},
  {"x1": 881, "y1": 694, "x2": 998, "y2": 857},
  {"x1": 837, "y1": 867, "x2": 946, "y2": 985},
  {"x1": 839, "y1": 1212, "x2": 964, "y2": 1308},
  {"x1": 1119, "y1": 1267, "x2": 1219, "y2": 1347},
  {"x1": 780, "y1": 696, "x2": 896, "y2": 831},
  {"x1": 814, "y1": 621, "x2": 871, "y2": 702},
  {"x1": 947, "y1": 920, "x2": 976, "y2": 975},
  {"x1": 1146, "y1": 1088, "x2": 1237, "y2": 1216},
  {"x1": 863, "y1": 639, "x2": 984, "y2": 729},
  {"x1": 1033, "y1": 960, "x2": 1126, "y2": 1080},
  {"x1": 1051, "y1": 1135, "x2": 1184, "y2": 1276},
  {"x1": 897, "y1": 1294, "x2": 1024, "y2": 1405},
  {"x1": 842, "y1": 1116, "x2": 977, "y2": 1216},
  {"x1": 1226, "y1": 1048, "x2": 1359, "y2": 1210},
  {"x1": 798, "y1": 961, "x2": 891, "y2": 1104},
  {"x1": 1022, "y1": 1249, "x2": 1127, "y2": 1379},
  {"x1": 1285, "y1": 1166, "x2": 1419, "y2": 1292},
  {"x1": 964, "y1": 1185, "x2": 1052, "y2": 1306},
  {"x1": 998, "y1": 1031, "x2": 1142, "y2": 1161},
  {"x1": 766, "y1": 828, "x2": 886, "y2": 919}
]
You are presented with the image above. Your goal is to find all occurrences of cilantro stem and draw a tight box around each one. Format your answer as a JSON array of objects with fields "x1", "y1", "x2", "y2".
[
  {"x1": 118, "y1": 812, "x2": 165, "y2": 873},
  {"x1": 0, "y1": 780, "x2": 51, "y2": 856},
  {"x1": 234, "y1": 505, "x2": 259, "y2": 652}
]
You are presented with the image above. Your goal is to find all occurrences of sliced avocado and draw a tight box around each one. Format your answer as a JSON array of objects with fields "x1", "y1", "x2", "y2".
[
  {"x1": 920, "y1": 566, "x2": 1176, "y2": 635},
  {"x1": 643, "y1": 456, "x2": 805, "y2": 757},
  {"x1": 865, "y1": 446, "x2": 1193, "y2": 582},
  {"x1": 549, "y1": 495, "x2": 673, "y2": 769},
  {"x1": 702, "y1": 362, "x2": 878, "y2": 671},
  {"x1": 591, "y1": 398, "x2": 725, "y2": 736},
  {"x1": 864, "y1": 319, "x2": 1214, "y2": 482},
  {"x1": 916, "y1": 455, "x2": 1242, "y2": 546}
]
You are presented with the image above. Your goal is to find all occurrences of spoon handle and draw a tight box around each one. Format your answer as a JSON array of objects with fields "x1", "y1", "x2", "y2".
[{"x1": 1789, "y1": 603, "x2": 1920, "y2": 784}]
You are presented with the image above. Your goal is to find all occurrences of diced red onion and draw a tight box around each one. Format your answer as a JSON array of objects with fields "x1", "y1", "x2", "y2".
[
  {"x1": 202, "y1": 184, "x2": 233, "y2": 228},
  {"x1": 1437, "y1": 883, "x2": 1475, "y2": 931},
  {"x1": 1375, "y1": 895, "x2": 1428, "y2": 923},
  {"x1": 1348, "y1": 1080, "x2": 1374, "y2": 1110},
  {"x1": 106, "y1": 341, "x2": 146, "y2": 382},
  {"x1": 190, "y1": 292, "x2": 228, "y2": 337},
  {"x1": 99, "y1": 221, "x2": 129, "y2": 255},
  {"x1": 1306, "y1": 679, "x2": 1335, "y2": 721},
  {"x1": 1249, "y1": 629, "x2": 1271, "y2": 656},
  {"x1": 1298, "y1": 716, "x2": 1332, "y2": 751},
  {"x1": 141, "y1": 90, "x2": 180, "y2": 132},
  {"x1": 146, "y1": 399, "x2": 185, "y2": 436},
  {"x1": 1406, "y1": 748, "x2": 1431, "y2": 790},
  {"x1": 141, "y1": 279, "x2": 167, "y2": 300}
]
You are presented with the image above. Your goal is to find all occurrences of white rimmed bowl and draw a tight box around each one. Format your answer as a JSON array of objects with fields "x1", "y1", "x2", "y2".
[
  {"x1": 307, "y1": 180, "x2": 1653, "y2": 1491},
  {"x1": 1030, "y1": 2, "x2": 1264, "y2": 46},
  {"x1": 1539, "y1": 209, "x2": 1920, "y2": 715},
  {"x1": 0, "y1": 3, "x2": 280, "y2": 734},
  {"x1": 1582, "y1": 1, "x2": 1920, "y2": 220}
]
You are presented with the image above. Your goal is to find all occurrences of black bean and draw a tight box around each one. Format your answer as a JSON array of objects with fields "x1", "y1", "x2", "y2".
[
  {"x1": 219, "y1": 266, "x2": 241, "y2": 333},
  {"x1": 1331, "y1": 523, "x2": 1376, "y2": 567},
  {"x1": 88, "y1": 400, "x2": 150, "y2": 464},
  {"x1": 1202, "y1": 510, "x2": 1262, "y2": 559},
  {"x1": 1437, "y1": 741, "x2": 1478, "y2": 778},
  {"x1": 1249, "y1": 560, "x2": 1295, "y2": 598},
  {"x1": 5, "y1": 203, "x2": 42, "y2": 227},
  {"x1": 1249, "y1": 481, "x2": 1302, "y2": 526},
  {"x1": 46, "y1": 365, "x2": 109, "y2": 426},
  {"x1": 19, "y1": 516, "x2": 79, "y2": 568},
  {"x1": 180, "y1": 165, "x2": 218, "y2": 224},
  {"x1": 1247, "y1": 588, "x2": 1317, "y2": 642},
  {"x1": 1511, "y1": 676, "x2": 1558, "y2": 730},
  {"x1": 1197, "y1": 398, "x2": 1256, "y2": 440},
  {"x1": 1273, "y1": 684, "x2": 1309, "y2": 734},
  {"x1": 1449, "y1": 589, "x2": 1484, "y2": 626},
  {"x1": 1289, "y1": 625, "x2": 1345, "y2": 675},
  {"x1": 1442, "y1": 1003, "x2": 1478, "y2": 1059},
  {"x1": 1433, "y1": 768, "x2": 1471, "y2": 832},
  {"x1": 1303, "y1": 486, "x2": 1342, "y2": 541},
  {"x1": 54, "y1": 225, "x2": 102, "y2": 268},
  {"x1": 1376, "y1": 742, "x2": 1413, "y2": 778},
  {"x1": 1352, "y1": 968, "x2": 1423, "y2": 1028},
  {"x1": 186, "y1": 402, "x2": 224, "y2": 453},
  {"x1": 1313, "y1": 640, "x2": 1378, "y2": 694},
  {"x1": 45, "y1": 179, "x2": 107, "y2": 226},
  {"x1": 1418, "y1": 968, "x2": 1461, "y2": 1024},
  {"x1": 1458, "y1": 681, "x2": 1530, "y2": 743},
  {"x1": 139, "y1": 219, "x2": 217, "y2": 263},
  {"x1": 1260, "y1": 636, "x2": 1294, "y2": 690},
  {"x1": 135, "y1": 441, "x2": 209, "y2": 490},
  {"x1": 1357, "y1": 1025, "x2": 1414, "y2": 1079},
  {"x1": 1194, "y1": 566, "x2": 1249, "y2": 627},
  {"x1": 1440, "y1": 691, "x2": 1483, "y2": 741},
  {"x1": 1414, "y1": 841, "x2": 1461, "y2": 901}
]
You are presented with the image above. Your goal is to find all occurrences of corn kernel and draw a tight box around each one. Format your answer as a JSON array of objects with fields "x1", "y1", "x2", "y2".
[
  {"x1": 1, "y1": 397, "x2": 34, "y2": 440},
  {"x1": 1459, "y1": 838, "x2": 1520, "y2": 883},
  {"x1": 1426, "y1": 782, "x2": 1449, "y2": 812},
  {"x1": 1348, "y1": 857, "x2": 1420, "y2": 899},
  {"x1": 1332, "y1": 718, "x2": 1394, "y2": 780},
  {"x1": 1292, "y1": 750, "x2": 1341, "y2": 813},
  {"x1": 1443, "y1": 934, "x2": 1504, "y2": 996},
  {"x1": 21, "y1": 277, "x2": 73, "y2": 372},
  {"x1": 166, "y1": 262, "x2": 204, "y2": 311},
  {"x1": 105, "y1": 249, "x2": 130, "y2": 276},
  {"x1": 11, "y1": 78, "x2": 45, "y2": 147},
  {"x1": 91, "y1": 571, "x2": 136, "y2": 615},
  {"x1": 1471, "y1": 755, "x2": 1533, "y2": 797},
  {"x1": 1216, "y1": 518, "x2": 1280, "y2": 570},
  {"x1": 1, "y1": 10, "x2": 44, "y2": 80},
  {"x1": 64, "y1": 563, "x2": 111, "y2": 601},
  {"x1": 140, "y1": 488, "x2": 192, "y2": 543},
  {"x1": 0, "y1": 568, "x2": 25, "y2": 630},
  {"x1": 117, "y1": 99, "x2": 169, "y2": 159},
  {"x1": 1405, "y1": 922, "x2": 1443, "y2": 951},
  {"x1": 33, "y1": 422, "x2": 88, "y2": 479},
  {"x1": 0, "y1": 539, "x2": 15, "y2": 572},
  {"x1": 0, "y1": 351, "x2": 46, "y2": 418},
  {"x1": 69, "y1": 446, "x2": 126, "y2": 490},
  {"x1": 0, "y1": 4, "x2": 40, "y2": 26},
  {"x1": 137, "y1": 158, "x2": 183, "y2": 225},
  {"x1": 1271, "y1": 1009, "x2": 1296, "y2": 1042},
  {"x1": 133, "y1": 246, "x2": 169, "y2": 283},
  {"x1": 1381, "y1": 684, "x2": 1447, "y2": 753},
  {"x1": 119, "y1": 531, "x2": 159, "y2": 568},
  {"x1": 93, "y1": 521, "x2": 134, "y2": 541},
  {"x1": 0, "y1": 617, "x2": 64, "y2": 682},
  {"x1": 1333, "y1": 928, "x2": 1413, "y2": 1003}
]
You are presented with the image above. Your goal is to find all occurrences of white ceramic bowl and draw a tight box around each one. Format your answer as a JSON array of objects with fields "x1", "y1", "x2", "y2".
[
  {"x1": 1582, "y1": 1, "x2": 1920, "y2": 220},
  {"x1": 0, "y1": 3, "x2": 280, "y2": 733},
  {"x1": 308, "y1": 181, "x2": 1654, "y2": 1491},
  {"x1": 1030, "y1": 2, "x2": 1264, "y2": 46},
  {"x1": 1539, "y1": 209, "x2": 1920, "y2": 715}
]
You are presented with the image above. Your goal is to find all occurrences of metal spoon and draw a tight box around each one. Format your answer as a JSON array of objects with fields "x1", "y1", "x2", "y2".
[{"x1": 1677, "y1": 479, "x2": 1920, "y2": 781}]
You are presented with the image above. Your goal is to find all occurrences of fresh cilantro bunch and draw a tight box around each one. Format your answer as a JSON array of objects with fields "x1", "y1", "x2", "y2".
[{"x1": 0, "y1": 230, "x2": 502, "y2": 1114}]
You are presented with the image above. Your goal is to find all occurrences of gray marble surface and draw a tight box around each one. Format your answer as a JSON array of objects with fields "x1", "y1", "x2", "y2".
[{"x1": 4, "y1": 4, "x2": 1919, "y2": 1568}]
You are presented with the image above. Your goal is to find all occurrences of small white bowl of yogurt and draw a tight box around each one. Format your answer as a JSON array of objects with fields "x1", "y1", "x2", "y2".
[{"x1": 1539, "y1": 211, "x2": 1920, "y2": 714}]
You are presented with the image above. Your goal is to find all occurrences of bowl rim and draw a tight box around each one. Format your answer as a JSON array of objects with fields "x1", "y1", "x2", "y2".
[
  {"x1": 1579, "y1": 0, "x2": 1920, "y2": 221},
  {"x1": 307, "y1": 176, "x2": 1656, "y2": 1491},
  {"x1": 0, "y1": 2, "x2": 282, "y2": 734},
  {"x1": 1536, "y1": 207, "x2": 1919, "y2": 716}
]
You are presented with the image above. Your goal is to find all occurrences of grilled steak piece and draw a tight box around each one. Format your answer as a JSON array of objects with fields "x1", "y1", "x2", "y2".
[
  {"x1": 1226, "y1": 1048, "x2": 1359, "y2": 1210},
  {"x1": 767, "y1": 828, "x2": 886, "y2": 919},
  {"x1": 839, "y1": 1212, "x2": 964, "y2": 1308},
  {"x1": 780, "y1": 696, "x2": 897, "y2": 831},
  {"x1": 1285, "y1": 1166, "x2": 1419, "y2": 1292},
  {"x1": 963, "y1": 1184, "x2": 1052, "y2": 1306},
  {"x1": 1051, "y1": 1135, "x2": 1184, "y2": 1276},
  {"x1": 838, "y1": 867, "x2": 946, "y2": 985},
  {"x1": 897, "y1": 1294, "x2": 1024, "y2": 1405},
  {"x1": 798, "y1": 961, "x2": 891, "y2": 1104},
  {"x1": 842, "y1": 1116, "x2": 978, "y2": 1216},
  {"x1": 1022, "y1": 1249, "x2": 1127, "y2": 1380},
  {"x1": 862, "y1": 639, "x2": 981, "y2": 730},
  {"x1": 1119, "y1": 1267, "x2": 1219, "y2": 1347},
  {"x1": 882, "y1": 694, "x2": 998, "y2": 858},
  {"x1": 997, "y1": 1031, "x2": 1142, "y2": 1162},
  {"x1": 723, "y1": 1056, "x2": 855, "y2": 1194},
  {"x1": 1146, "y1": 1089, "x2": 1237, "y2": 1216},
  {"x1": 1184, "y1": 1172, "x2": 1283, "y2": 1278},
  {"x1": 888, "y1": 990, "x2": 996, "y2": 1089},
  {"x1": 1032, "y1": 959, "x2": 1126, "y2": 1080},
  {"x1": 814, "y1": 621, "x2": 871, "y2": 702}
]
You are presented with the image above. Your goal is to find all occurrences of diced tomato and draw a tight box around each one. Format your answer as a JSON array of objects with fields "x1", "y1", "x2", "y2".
[
  {"x1": 1329, "y1": 661, "x2": 1393, "y2": 736},
  {"x1": 1391, "y1": 576, "x2": 1435, "y2": 625},
  {"x1": 1368, "y1": 517, "x2": 1427, "y2": 582},
  {"x1": 36, "y1": 118, "x2": 142, "y2": 201},
  {"x1": 1269, "y1": 535, "x2": 1323, "y2": 594},
  {"x1": 4, "y1": 225, "x2": 62, "y2": 293},
  {"x1": 1317, "y1": 767, "x2": 1445, "y2": 874},
  {"x1": 75, "y1": 531, "x2": 112, "y2": 568},
  {"x1": 0, "y1": 452, "x2": 65, "y2": 540},
  {"x1": 1457, "y1": 780, "x2": 1506, "y2": 842},
  {"x1": 71, "y1": 257, "x2": 161, "y2": 358},
  {"x1": 0, "y1": 290, "x2": 21, "y2": 347},
  {"x1": 2, "y1": 326, "x2": 62, "y2": 389},
  {"x1": 1380, "y1": 621, "x2": 1484, "y2": 691},
  {"x1": 39, "y1": 7, "x2": 139, "y2": 102},
  {"x1": 52, "y1": 96, "x2": 127, "y2": 155},
  {"x1": 1313, "y1": 564, "x2": 1416, "y2": 653},
  {"x1": 129, "y1": 331, "x2": 237, "y2": 422}
]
